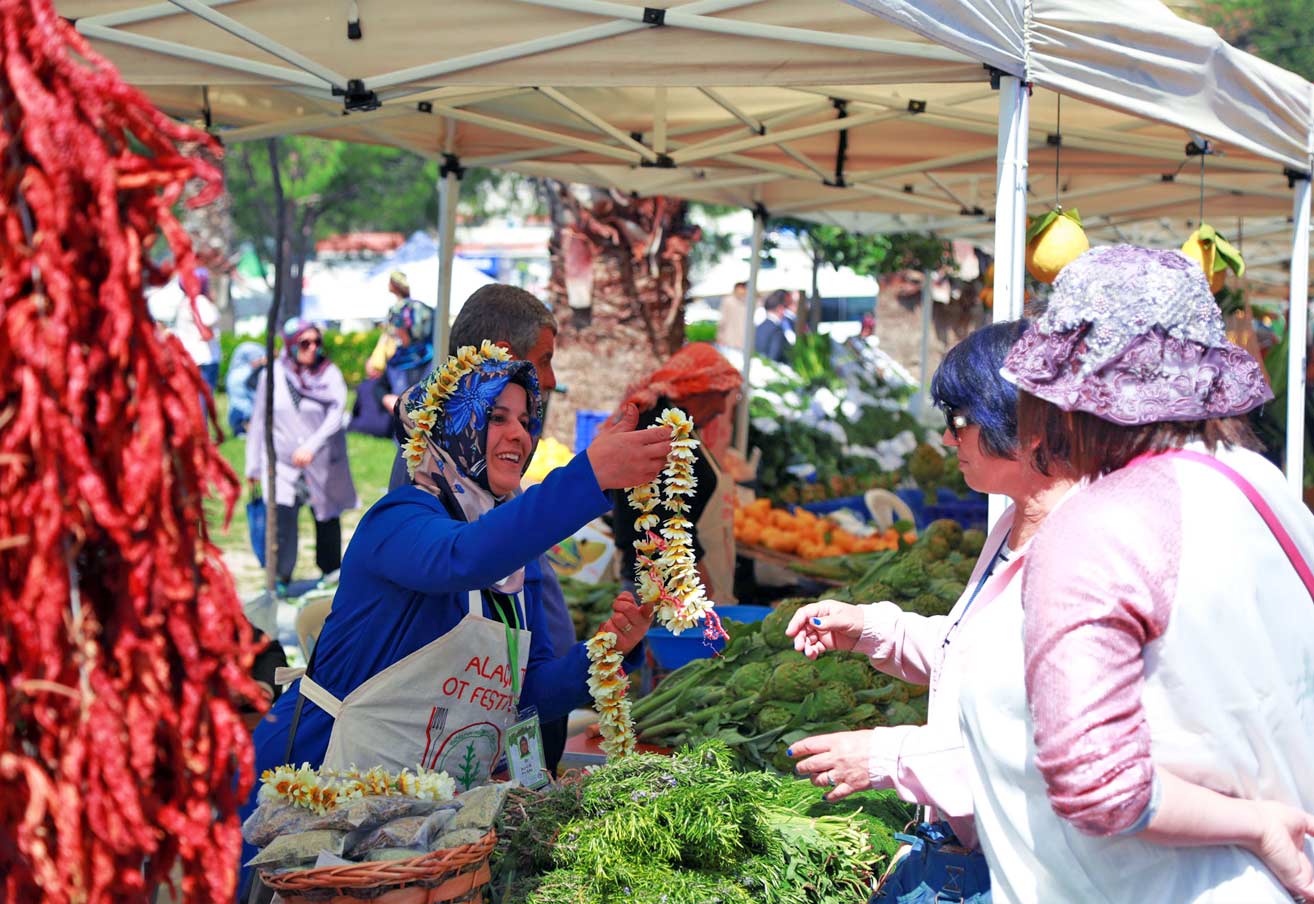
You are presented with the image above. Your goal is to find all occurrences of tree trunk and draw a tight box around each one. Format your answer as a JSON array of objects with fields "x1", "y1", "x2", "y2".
[{"x1": 542, "y1": 182, "x2": 702, "y2": 447}]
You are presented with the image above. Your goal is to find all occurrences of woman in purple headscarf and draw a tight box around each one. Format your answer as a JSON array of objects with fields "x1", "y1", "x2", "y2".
[
  {"x1": 959, "y1": 246, "x2": 1314, "y2": 902},
  {"x1": 245, "y1": 319, "x2": 359, "y2": 593}
]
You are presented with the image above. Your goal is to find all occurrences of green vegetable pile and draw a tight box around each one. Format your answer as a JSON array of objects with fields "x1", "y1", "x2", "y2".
[
  {"x1": 630, "y1": 602, "x2": 928, "y2": 771},
  {"x1": 793, "y1": 519, "x2": 985, "y2": 615},
  {"x1": 559, "y1": 577, "x2": 622, "y2": 642},
  {"x1": 492, "y1": 741, "x2": 915, "y2": 904}
]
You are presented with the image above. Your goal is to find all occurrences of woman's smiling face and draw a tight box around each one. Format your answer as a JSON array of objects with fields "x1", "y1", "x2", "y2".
[{"x1": 485, "y1": 382, "x2": 532, "y2": 496}]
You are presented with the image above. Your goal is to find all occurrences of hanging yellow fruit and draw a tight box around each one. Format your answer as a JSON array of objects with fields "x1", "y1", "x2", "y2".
[
  {"x1": 1025, "y1": 207, "x2": 1089, "y2": 284},
  {"x1": 1180, "y1": 223, "x2": 1244, "y2": 294}
]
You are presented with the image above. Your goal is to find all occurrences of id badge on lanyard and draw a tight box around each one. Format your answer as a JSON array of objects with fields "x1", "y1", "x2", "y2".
[{"x1": 495, "y1": 591, "x2": 549, "y2": 789}]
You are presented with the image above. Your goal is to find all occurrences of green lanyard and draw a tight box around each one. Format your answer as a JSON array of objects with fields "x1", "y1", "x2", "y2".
[{"x1": 493, "y1": 591, "x2": 523, "y2": 700}]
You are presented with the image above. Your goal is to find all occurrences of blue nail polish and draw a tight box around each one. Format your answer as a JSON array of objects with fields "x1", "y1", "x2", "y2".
[
  {"x1": 786, "y1": 747, "x2": 793, "y2": 757},
  {"x1": 811, "y1": 617, "x2": 822, "y2": 626}
]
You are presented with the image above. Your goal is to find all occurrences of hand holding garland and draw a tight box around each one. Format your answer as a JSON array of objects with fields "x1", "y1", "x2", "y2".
[{"x1": 587, "y1": 408, "x2": 729, "y2": 759}]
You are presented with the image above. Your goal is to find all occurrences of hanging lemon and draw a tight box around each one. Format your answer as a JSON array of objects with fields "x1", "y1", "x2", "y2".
[
  {"x1": 1025, "y1": 207, "x2": 1089, "y2": 284},
  {"x1": 1180, "y1": 223, "x2": 1244, "y2": 294}
]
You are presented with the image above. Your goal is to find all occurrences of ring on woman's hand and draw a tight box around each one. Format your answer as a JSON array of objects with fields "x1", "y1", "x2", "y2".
[{"x1": 621, "y1": 624, "x2": 632, "y2": 633}]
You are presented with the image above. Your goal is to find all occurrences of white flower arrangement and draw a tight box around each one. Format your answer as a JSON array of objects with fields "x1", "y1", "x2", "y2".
[
  {"x1": 585, "y1": 407, "x2": 726, "y2": 759},
  {"x1": 257, "y1": 763, "x2": 456, "y2": 815}
]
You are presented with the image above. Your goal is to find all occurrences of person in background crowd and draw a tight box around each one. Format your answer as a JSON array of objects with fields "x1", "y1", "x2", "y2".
[
  {"x1": 786, "y1": 320, "x2": 1074, "y2": 904},
  {"x1": 859, "y1": 311, "x2": 877, "y2": 339},
  {"x1": 963, "y1": 245, "x2": 1314, "y2": 902},
  {"x1": 716, "y1": 280, "x2": 749, "y2": 351},
  {"x1": 364, "y1": 270, "x2": 411, "y2": 380},
  {"x1": 170, "y1": 268, "x2": 221, "y2": 413},
  {"x1": 225, "y1": 341, "x2": 266, "y2": 437},
  {"x1": 785, "y1": 289, "x2": 804, "y2": 337},
  {"x1": 386, "y1": 284, "x2": 575, "y2": 771},
  {"x1": 246, "y1": 319, "x2": 358, "y2": 596},
  {"x1": 755, "y1": 289, "x2": 794, "y2": 364},
  {"x1": 612, "y1": 343, "x2": 745, "y2": 606},
  {"x1": 379, "y1": 298, "x2": 433, "y2": 414}
]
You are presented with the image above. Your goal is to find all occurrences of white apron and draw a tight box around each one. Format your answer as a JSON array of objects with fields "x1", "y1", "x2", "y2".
[{"x1": 293, "y1": 591, "x2": 532, "y2": 791}]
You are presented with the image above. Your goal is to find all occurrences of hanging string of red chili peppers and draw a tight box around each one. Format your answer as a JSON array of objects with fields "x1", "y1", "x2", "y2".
[{"x1": 0, "y1": 1, "x2": 261, "y2": 900}]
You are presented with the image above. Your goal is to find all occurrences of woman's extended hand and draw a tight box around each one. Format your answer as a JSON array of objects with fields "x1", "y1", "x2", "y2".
[
  {"x1": 789, "y1": 729, "x2": 886, "y2": 802},
  {"x1": 598, "y1": 591, "x2": 654, "y2": 655},
  {"x1": 786, "y1": 600, "x2": 865, "y2": 658},
  {"x1": 291, "y1": 447, "x2": 314, "y2": 468},
  {"x1": 587, "y1": 403, "x2": 673, "y2": 491},
  {"x1": 1246, "y1": 800, "x2": 1314, "y2": 899}
]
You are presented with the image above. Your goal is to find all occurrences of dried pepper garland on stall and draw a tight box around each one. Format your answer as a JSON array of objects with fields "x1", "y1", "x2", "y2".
[
  {"x1": 0, "y1": 1, "x2": 261, "y2": 900},
  {"x1": 587, "y1": 408, "x2": 728, "y2": 757}
]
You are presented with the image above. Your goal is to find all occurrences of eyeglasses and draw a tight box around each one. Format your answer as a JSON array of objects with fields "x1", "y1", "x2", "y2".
[
  {"x1": 297, "y1": 337, "x2": 322, "y2": 350},
  {"x1": 944, "y1": 408, "x2": 973, "y2": 440}
]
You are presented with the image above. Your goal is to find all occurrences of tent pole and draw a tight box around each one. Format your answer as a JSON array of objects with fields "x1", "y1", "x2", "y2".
[
  {"x1": 435, "y1": 164, "x2": 461, "y2": 359},
  {"x1": 1286, "y1": 175, "x2": 1311, "y2": 494},
  {"x1": 735, "y1": 207, "x2": 766, "y2": 455},
  {"x1": 990, "y1": 74, "x2": 1030, "y2": 528},
  {"x1": 918, "y1": 269, "x2": 934, "y2": 417}
]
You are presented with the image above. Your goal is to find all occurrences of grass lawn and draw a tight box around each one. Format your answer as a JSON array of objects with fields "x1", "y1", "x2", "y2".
[{"x1": 206, "y1": 393, "x2": 398, "y2": 597}]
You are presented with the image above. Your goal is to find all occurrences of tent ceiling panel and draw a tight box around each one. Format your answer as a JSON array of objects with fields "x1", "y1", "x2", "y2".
[
  {"x1": 848, "y1": 0, "x2": 1314, "y2": 171},
  {"x1": 59, "y1": 0, "x2": 1311, "y2": 297},
  {"x1": 63, "y1": 0, "x2": 983, "y2": 89}
]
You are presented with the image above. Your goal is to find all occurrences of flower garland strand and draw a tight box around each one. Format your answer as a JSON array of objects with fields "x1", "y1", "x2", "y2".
[
  {"x1": 403, "y1": 340, "x2": 512, "y2": 478},
  {"x1": 257, "y1": 763, "x2": 457, "y2": 815},
  {"x1": 587, "y1": 407, "x2": 728, "y2": 759}
]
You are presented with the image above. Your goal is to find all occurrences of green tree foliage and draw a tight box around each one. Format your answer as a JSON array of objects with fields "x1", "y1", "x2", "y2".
[
  {"x1": 772, "y1": 218, "x2": 950, "y2": 280},
  {"x1": 1205, "y1": 0, "x2": 1314, "y2": 80},
  {"x1": 224, "y1": 137, "x2": 540, "y2": 317}
]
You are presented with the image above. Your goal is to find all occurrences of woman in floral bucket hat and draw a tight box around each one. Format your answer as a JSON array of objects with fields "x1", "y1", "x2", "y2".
[{"x1": 958, "y1": 245, "x2": 1314, "y2": 902}]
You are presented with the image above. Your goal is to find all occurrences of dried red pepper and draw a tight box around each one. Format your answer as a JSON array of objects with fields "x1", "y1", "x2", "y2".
[{"x1": 0, "y1": 1, "x2": 261, "y2": 899}]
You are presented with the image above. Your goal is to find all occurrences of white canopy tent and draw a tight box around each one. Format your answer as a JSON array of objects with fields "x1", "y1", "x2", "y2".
[{"x1": 57, "y1": 0, "x2": 1312, "y2": 490}]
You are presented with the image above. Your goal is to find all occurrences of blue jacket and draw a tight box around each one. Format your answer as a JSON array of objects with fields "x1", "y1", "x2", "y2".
[
  {"x1": 242, "y1": 453, "x2": 634, "y2": 891},
  {"x1": 251, "y1": 451, "x2": 625, "y2": 772}
]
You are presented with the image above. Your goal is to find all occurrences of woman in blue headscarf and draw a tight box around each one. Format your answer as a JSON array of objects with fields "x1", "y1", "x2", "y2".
[
  {"x1": 380, "y1": 298, "x2": 434, "y2": 414},
  {"x1": 243, "y1": 348, "x2": 676, "y2": 886},
  {"x1": 225, "y1": 341, "x2": 266, "y2": 436}
]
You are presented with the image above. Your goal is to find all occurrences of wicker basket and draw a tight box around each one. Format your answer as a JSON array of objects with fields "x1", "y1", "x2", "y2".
[{"x1": 260, "y1": 829, "x2": 496, "y2": 904}]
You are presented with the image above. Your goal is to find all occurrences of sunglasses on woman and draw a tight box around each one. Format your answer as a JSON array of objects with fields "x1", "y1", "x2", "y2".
[
  {"x1": 297, "y1": 337, "x2": 322, "y2": 351},
  {"x1": 944, "y1": 408, "x2": 973, "y2": 440}
]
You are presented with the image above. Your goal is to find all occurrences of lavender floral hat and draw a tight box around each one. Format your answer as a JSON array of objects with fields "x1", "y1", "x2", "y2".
[{"x1": 1001, "y1": 245, "x2": 1272, "y2": 425}]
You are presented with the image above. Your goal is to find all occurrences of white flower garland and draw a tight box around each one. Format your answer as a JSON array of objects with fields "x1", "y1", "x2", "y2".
[
  {"x1": 586, "y1": 407, "x2": 727, "y2": 759},
  {"x1": 402, "y1": 340, "x2": 512, "y2": 479},
  {"x1": 257, "y1": 763, "x2": 456, "y2": 815}
]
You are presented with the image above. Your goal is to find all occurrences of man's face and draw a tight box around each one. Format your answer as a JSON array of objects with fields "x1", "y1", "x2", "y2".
[{"x1": 523, "y1": 326, "x2": 557, "y2": 395}]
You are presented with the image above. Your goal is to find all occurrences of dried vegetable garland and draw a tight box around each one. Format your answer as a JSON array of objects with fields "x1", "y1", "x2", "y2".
[
  {"x1": 258, "y1": 764, "x2": 457, "y2": 815},
  {"x1": 587, "y1": 408, "x2": 728, "y2": 758},
  {"x1": 0, "y1": 2, "x2": 261, "y2": 900}
]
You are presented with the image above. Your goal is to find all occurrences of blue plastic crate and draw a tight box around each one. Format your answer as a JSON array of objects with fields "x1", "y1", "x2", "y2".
[
  {"x1": 573, "y1": 409, "x2": 611, "y2": 453},
  {"x1": 646, "y1": 605, "x2": 773, "y2": 671},
  {"x1": 894, "y1": 488, "x2": 988, "y2": 531},
  {"x1": 925, "y1": 490, "x2": 989, "y2": 531},
  {"x1": 799, "y1": 495, "x2": 868, "y2": 517}
]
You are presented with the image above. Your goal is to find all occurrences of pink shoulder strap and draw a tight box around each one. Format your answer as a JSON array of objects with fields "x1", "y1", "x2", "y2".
[{"x1": 1131, "y1": 449, "x2": 1314, "y2": 600}]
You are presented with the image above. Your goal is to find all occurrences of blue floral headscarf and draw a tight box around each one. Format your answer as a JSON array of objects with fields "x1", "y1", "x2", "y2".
[{"x1": 398, "y1": 356, "x2": 542, "y2": 592}]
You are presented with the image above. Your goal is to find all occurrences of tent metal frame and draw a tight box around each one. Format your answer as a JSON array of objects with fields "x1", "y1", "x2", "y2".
[{"x1": 71, "y1": 0, "x2": 1314, "y2": 493}]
